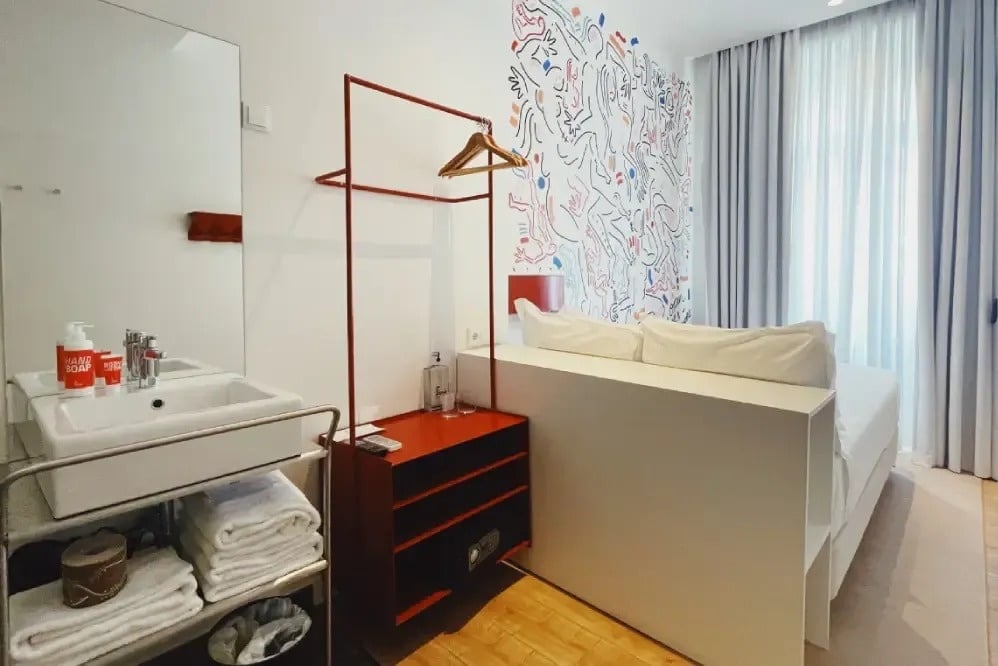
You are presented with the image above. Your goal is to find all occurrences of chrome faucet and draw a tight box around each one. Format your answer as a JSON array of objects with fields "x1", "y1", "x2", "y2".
[
  {"x1": 123, "y1": 329, "x2": 145, "y2": 384},
  {"x1": 139, "y1": 335, "x2": 166, "y2": 388},
  {"x1": 123, "y1": 329, "x2": 166, "y2": 388}
]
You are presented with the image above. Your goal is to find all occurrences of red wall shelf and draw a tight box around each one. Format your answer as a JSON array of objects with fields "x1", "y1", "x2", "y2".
[{"x1": 187, "y1": 211, "x2": 242, "y2": 243}]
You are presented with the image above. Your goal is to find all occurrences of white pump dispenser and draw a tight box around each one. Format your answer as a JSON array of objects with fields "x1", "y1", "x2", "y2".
[
  {"x1": 56, "y1": 320, "x2": 85, "y2": 389},
  {"x1": 62, "y1": 323, "x2": 95, "y2": 397}
]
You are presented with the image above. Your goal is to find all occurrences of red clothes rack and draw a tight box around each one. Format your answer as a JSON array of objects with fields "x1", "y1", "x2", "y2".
[{"x1": 314, "y1": 74, "x2": 498, "y2": 443}]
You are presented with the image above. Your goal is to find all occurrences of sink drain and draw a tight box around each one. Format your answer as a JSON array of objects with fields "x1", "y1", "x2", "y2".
[{"x1": 151, "y1": 398, "x2": 165, "y2": 409}]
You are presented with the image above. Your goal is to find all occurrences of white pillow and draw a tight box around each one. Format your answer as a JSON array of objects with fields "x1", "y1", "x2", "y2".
[
  {"x1": 825, "y1": 330, "x2": 837, "y2": 389},
  {"x1": 514, "y1": 298, "x2": 643, "y2": 361},
  {"x1": 640, "y1": 319, "x2": 834, "y2": 389}
]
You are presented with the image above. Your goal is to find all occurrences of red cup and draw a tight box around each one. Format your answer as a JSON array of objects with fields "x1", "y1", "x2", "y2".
[
  {"x1": 93, "y1": 351, "x2": 110, "y2": 385},
  {"x1": 101, "y1": 354, "x2": 123, "y2": 391}
]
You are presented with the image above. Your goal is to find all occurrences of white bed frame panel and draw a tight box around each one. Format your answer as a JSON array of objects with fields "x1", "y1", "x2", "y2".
[
  {"x1": 831, "y1": 432, "x2": 899, "y2": 596},
  {"x1": 460, "y1": 346, "x2": 836, "y2": 666}
]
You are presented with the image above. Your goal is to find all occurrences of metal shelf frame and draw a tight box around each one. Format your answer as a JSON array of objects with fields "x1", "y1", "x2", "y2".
[{"x1": 1, "y1": 404, "x2": 340, "y2": 666}]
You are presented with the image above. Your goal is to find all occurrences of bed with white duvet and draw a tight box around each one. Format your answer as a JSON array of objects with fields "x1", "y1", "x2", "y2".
[
  {"x1": 456, "y1": 300, "x2": 900, "y2": 666},
  {"x1": 832, "y1": 362, "x2": 900, "y2": 595}
]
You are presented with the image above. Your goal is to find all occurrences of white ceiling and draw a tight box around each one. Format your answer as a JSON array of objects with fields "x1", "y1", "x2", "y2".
[{"x1": 662, "y1": 0, "x2": 894, "y2": 57}]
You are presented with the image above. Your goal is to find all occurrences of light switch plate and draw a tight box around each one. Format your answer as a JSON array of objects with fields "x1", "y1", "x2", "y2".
[{"x1": 242, "y1": 102, "x2": 272, "y2": 133}]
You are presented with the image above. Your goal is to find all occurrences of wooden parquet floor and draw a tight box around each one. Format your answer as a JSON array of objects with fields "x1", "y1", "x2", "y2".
[{"x1": 364, "y1": 564, "x2": 692, "y2": 665}]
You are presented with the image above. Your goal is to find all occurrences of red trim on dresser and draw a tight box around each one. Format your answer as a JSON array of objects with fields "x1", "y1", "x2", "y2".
[
  {"x1": 393, "y1": 485, "x2": 529, "y2": 553},
  {"x1": 396, "y1": 590, "x2": 452, "y2": 625}
]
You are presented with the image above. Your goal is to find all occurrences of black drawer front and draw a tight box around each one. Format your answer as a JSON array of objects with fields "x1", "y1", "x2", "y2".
[
  {"x1": 392, "y1": 422, "x2": 527, "y2": 501},
  {"x1": 394, "y1": 491, "x2": 529, "y2": 615},
  {"x1": 434, "y1": 491, "x2": 529, "y2": 589},
  {"x1": 394, "y1": 458, "x2": 529, "y2": 546}
]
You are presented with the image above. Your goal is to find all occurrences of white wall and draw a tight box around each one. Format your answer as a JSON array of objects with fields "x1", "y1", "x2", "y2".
[
  {"x1": 0, "y1": 0, "x2": 243, "y2": 379},
  {"x1": 37, "y1": 0, "x2": 690, "y2": 443}
]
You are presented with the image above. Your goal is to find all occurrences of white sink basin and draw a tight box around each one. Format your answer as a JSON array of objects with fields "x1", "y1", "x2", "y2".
[
  {"x1": 12, "y1": 369, "x2": 62, "y2": 399},
  {"x1": 12, "y1": 358, "x2": 223, "y2": 401},
  {"x1": 152, "y1": 356, "x2": 223, "y2": 380},
  {"x1": 8, "y1": 358, "x2": 226, "y2": 428},
  {"x1": 30, "y1": 374, "x2": 304, "y2": 518},
  {"x1": 159, "y1": 358, "x2": 198, "y2": 373},
  {"x1": 8, "y1": 371, "x2": 63, "y2": 425},
  {"x1": 52, "y1": 378, "x2": 281, "y2": 435}
]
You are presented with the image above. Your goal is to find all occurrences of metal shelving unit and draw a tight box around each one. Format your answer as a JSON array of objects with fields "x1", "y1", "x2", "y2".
[
  {"x1": 88, "y1": 561, "x2": 328, "y2": 666},
  {"x1": 1, "y1": 404, "x2": 340, "y2": 666}
]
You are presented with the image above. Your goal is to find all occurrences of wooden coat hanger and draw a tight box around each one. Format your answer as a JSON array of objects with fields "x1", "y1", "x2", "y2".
[{"x1": 438, "y1": 131, "x2": 528, "y2": 178}]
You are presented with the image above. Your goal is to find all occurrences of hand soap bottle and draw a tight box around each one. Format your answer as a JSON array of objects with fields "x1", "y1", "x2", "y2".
[
  {"x1": 62, "y1": 323, "x2": 95, "y2": 397},
  {"x1": 56, "y1": 320, "x2": 84, "y2": 389},
  {"x1": 421, "y1": 352, "x2": 449, "y2": 411}
]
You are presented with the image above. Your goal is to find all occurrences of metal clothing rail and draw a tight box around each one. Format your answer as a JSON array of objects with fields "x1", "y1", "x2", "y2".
[
  {"x1": 0, "y1": 404, "x2": 341, "y2": 666},
  {"x1": 314, "y1": 73, "x2": 498, "y2": 447}
]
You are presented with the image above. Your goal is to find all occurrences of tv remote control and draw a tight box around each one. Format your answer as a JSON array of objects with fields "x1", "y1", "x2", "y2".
[
  {"x1": 356, "y1": 439, "x2": 389, "y2": 456},
  {"x1": 362, "y1": 434, "x2": 402, "y2": 452}
]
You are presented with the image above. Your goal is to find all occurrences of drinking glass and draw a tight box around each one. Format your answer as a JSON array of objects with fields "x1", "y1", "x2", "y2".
[{"x1": 440, "y1": 391, "x2": 459, "y2": 418}]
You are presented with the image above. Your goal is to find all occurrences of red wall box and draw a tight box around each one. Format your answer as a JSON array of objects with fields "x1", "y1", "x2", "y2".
[
  {"x1": 508, "y1": 274, "x2": 565, "y2": 314},
  {"x1": 187, "y1": 212, "x2": 242, "y2": 243}
]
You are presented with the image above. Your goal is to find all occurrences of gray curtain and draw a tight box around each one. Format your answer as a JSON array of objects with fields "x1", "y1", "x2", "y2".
[
  {"x1": 701, "y1": 32, "x2": 800, "y2": 328},
  {"x1": 916, "y1": 0, "x2": 997, "y2": 475}
]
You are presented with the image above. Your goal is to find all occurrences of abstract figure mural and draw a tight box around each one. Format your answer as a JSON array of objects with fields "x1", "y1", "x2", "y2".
[{"x1": 508, "y1": 0, "x2": 693, "y2": 322}]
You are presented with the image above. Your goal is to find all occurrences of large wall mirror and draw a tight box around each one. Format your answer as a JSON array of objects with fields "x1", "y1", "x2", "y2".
[{"x1": 0, "y1": 0, "x2": 243, "y2": 423}]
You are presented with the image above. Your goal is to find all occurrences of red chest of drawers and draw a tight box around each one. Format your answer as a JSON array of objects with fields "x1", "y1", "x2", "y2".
[{"x1": 328, "y1": 409, "x2": 531, "y2": 627}]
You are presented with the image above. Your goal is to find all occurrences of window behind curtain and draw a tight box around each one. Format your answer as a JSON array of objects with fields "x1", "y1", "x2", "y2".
[{"x1": 787, "y1": 1, "x2": 919, "y2": 449}]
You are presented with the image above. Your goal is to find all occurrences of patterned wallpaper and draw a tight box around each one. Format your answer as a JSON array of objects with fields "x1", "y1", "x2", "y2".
[{"x1": 507, "y1": 0, "x2": 693, "y2": 323}]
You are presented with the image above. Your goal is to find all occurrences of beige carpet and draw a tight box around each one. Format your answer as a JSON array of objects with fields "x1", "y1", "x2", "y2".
[
  {"x1": 806, "y1": 456, "x2": 988, "y2": 666},
  {"x1": 981, "y1": 479, "x2": 998, "y2": 664}
]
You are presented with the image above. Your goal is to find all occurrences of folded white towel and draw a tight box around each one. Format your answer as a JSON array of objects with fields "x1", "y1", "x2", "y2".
[
  {"x1": 179, "y1": 527, "x2": 323, "y2": 585},
  {"x1": 181, "y1": 513, "x2": 317, "y2": 573},
  {"x1": 10, "y1": 547, "x2": 203, "y2": 666},
  {"x1": 182, "y1": 471, "x2": 320, "y2": 551},
  {"x1": 190, "y1": 541, "x2": 323, "y2": 603}
]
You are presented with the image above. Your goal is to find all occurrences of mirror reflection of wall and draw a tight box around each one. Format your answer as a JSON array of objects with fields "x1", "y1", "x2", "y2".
[{"x1": 0, "y1": 0, "x2": 244, "y2": 398}]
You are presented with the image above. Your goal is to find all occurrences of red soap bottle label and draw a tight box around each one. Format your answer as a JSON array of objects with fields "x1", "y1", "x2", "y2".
[
  {"x1": 56, "y1": 345, "x2": 65, "y2": 383},
  {"x1": 64, "y1": 349, "x2": 94, "y2": 390}
]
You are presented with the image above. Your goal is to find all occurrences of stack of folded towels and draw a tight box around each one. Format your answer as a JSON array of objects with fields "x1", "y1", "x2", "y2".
[
  {"x1": 179, "y1": 471, "x2": 323, "y2": 603},
  {"x1": 9, "y1": 547, "x2": 202, "y2": 666}
]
